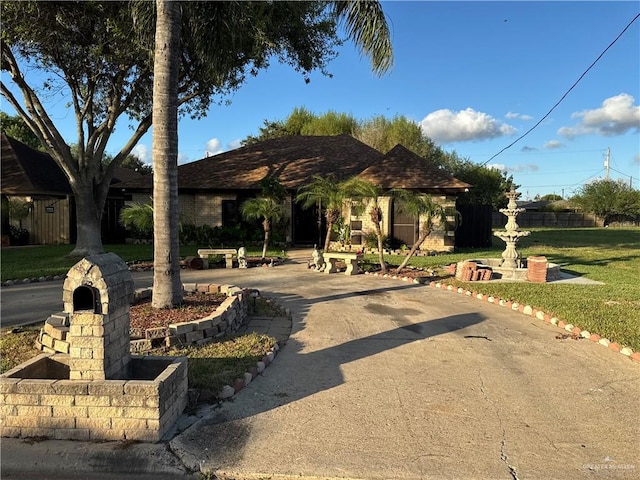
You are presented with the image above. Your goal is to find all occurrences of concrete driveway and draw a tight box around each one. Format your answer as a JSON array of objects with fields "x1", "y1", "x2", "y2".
[
  {"x1": 168, "y1": 253, "x2": 639, "y2": 480},
  {"x1": 1, "y1": 251, "x2": 638, "y2": 479}
]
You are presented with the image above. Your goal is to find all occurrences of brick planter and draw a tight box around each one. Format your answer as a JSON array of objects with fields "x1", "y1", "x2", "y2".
[{"x1": 39, "y1": 284, "x2": 250, "y2": 356}]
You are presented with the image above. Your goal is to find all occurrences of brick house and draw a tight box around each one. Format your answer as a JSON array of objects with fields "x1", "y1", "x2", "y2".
[{"x1": 120, "y1": 135, "x2": 470, "y2": 251}]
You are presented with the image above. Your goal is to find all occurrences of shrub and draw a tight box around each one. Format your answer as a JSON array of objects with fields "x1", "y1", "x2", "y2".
[
  {"x1": 8, "y1": 225, "x2": 29, "y2": 245},
  {"x1": 362, "y1": 230, "x2": 390, "y2": 250}
]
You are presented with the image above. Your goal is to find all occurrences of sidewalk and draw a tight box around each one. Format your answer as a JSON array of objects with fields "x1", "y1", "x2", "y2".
[{"x1": 2, "y1": 250, "x2": 639, "y2": 479}]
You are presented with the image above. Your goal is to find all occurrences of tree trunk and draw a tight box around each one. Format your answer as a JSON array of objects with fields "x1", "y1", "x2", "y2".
[
  {"x1": 68, "y1": 181, "x2": 106, "y2": 257},
  {"x1": 323, "y1": 220, "x2": 333, "y2": 253},
  {"x1": 152, "y1": 0, "x2": 182, "y2": 309},
  {"x1": 262, "y1": 219, "x2": 270, "y2": 259},
  {"x1": 375, "y1": 220, "x2": 387, "y2": 274},
  {"x1": 370, "y1": 206, "x2": 386, "y2": 274},
  {"x1": 396, "y1": 229, "x2": 429, "y2": 273}
]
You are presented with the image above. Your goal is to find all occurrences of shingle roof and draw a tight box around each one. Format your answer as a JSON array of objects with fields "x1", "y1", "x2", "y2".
[
  {"x1": 356, "y1": 144, "x2": 471, "y2": 192},
  {"x1": 119, "y1": 134, "x2": 385, "y2": 191},
  {"x1": 119, "y1": 135, "x2": 471, "y2": 193},
  {"x1": 1, "y1": 133, "x2": 72, "y2": 196},
  {"x1": 1, "y1": 134, "x2": 143, "y2": 196}
]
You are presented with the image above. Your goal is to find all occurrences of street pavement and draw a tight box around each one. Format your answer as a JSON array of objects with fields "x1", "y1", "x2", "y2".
[{"x1": 1, "y1": 250, "x2": 638, "y2": 479}]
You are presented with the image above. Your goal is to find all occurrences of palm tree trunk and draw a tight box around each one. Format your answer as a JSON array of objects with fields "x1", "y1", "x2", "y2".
[
  {"x1": 374, "y1": 221, "x2": 387, "y2": 274},
  {"x1": 152, "y1": 0, "x2": 182, "y2": 308},
  {"x1": 262, "y1": 219, "x2": 270, "y2": 259},
  {"x1": 396, "y1": 230, "x2": 429, "y2": 273},
  {"x1": 323, "y1": 220, "x2": 333, "y2": 253}
]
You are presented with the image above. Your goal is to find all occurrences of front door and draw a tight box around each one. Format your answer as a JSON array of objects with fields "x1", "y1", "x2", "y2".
[{"x1": 391, "y1": 200, "x2": 417, "y2": 248}]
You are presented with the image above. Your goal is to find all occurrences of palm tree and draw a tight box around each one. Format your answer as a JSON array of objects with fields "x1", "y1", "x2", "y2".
[
  {"x1": 296, "y1": 174, "x2": 349, "y2": 253},
  {"x1": 151, "y1": 0, "x2": 182, "y2": 308},
  {"x1": 241, "y1": 197, "x2": 285, "y2": 259},
  {"x1": 119, "y1": 201, "x2": 154, "y2": 239},
  {"x1": 342, "y1": 178, "x2": 389, "y2": 274},
  {"x1": 392, "y1": 190, "x2": 451, "y2": 273},
  {"x1": 146, "y1": 0, "x2": 393, "y2": 308}
]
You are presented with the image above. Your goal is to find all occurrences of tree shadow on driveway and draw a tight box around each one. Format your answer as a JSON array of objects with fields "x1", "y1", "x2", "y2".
[{"x1": 177, "y1": 310, "x2": 486, "y2": 467}]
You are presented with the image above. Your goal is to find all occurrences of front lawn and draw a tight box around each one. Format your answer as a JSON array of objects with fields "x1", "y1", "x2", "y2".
[
  {"x1": 376, "y1": 227, "x2": 640, "y2": 351},
  {"x1": 0, "y1": 244, "x2": 284, "y2": 282}
]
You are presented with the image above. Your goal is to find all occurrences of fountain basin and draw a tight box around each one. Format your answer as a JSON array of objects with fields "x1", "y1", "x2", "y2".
[
  {"x1": 455, "y1": 258, "x2": 561, "y2": 281},
  {"x1": 0, "y1": 353, "x2": 187, "y2": 442}
]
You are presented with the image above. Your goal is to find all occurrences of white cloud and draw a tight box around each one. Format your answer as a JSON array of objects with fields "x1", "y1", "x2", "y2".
[
  {"x1": 558, "y1": 93, "x2": 640, "y2": 138},
  {"x1": 178, "y1": 153, "x2": 190, "y2": 165},
  {"x1": 227, "y1": 139, "x2": 242, "y2": 150},
  {"x1": 205, "y1": 138, "x2": 224, "y2": 156},
  {"x1": 521, "y1": 146, "x2": 538, "y2": 152},
  {"x1": 487, "y1": 163, "x2": 538, "y2": 173},
  {"x1": 419, "y1": 108, "x2": 516, "y2": 143},
  {"x1": 544, "y1": 140, "x2": 565, "y2": 149},
  {"x1": 131, "y1": 144, "x2": 152, "y2": 165},
  {"x1": 487, "y1": 163, "x2": 507, "y2": 171},
  {"x1": 506, "y1": 112, "x2": 533, "y2": 121},
  {"x1": 633, "y1": 153, "x2": 640, "y2": 165}
]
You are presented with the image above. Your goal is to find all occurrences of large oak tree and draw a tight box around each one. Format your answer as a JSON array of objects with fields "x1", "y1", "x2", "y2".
[{"x1": 1, "y1": 1, "x2": 391, "y2": 258}]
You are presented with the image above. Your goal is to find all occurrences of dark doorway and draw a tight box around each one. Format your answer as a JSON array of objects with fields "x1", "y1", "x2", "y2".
[
  {"x1": 102, "y1": 198, "x2": 126, "y2": 243},
  {"x1": 293, "y1": 201, "x2": 324, "y2": 246},
  {"x1": 391, "y1": 200, "x2": 417, "y2": 247},
  {"x1": 222, "y1": 199, "x2": 239, "y2": 227}
]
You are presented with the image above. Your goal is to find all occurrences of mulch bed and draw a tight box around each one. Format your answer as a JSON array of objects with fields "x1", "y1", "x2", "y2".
[{"x1": 130, "y1": 292, "x2": 226, "y2": 330}]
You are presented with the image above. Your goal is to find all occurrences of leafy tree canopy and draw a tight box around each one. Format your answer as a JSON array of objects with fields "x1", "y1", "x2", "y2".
[
  {"x1": 1, "y1": 1, "x2": 382, "y2": 255},
  {"x1": 245, "y1": 108, "x2": 514, "y2": 208},
  {"x1": 0, "y1": 111, "x2": 42, "y2": 150},
  {"x1": 571, "y1": 179, "x2": 640, "y2": 224},
  {"x1": 540, "y1": 193, "x2": 563, "y2": 201}
]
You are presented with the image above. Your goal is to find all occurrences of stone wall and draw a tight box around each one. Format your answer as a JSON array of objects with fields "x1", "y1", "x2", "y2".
[
  {"x1": 130, "y1": 283, "x2": 249, "y2": 353},
  {"x1": 0, "y1": 354, "x2": 188, "y2": 442},
  {"x1": 40, "y1": 283, "x2": 250, "y2": 356}
]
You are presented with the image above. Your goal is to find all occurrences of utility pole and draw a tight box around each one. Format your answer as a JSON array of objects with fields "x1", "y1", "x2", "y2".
[{"x1": 604, "y1": 147, "x2": 610, "y2": 180}]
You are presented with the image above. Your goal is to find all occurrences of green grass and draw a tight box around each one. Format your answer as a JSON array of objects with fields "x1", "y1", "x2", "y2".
[
  {"x1": 2, "y1": 228, "x2": 638, "y2": 351},
  {"x1": 166, "y1": 332, "x2": 277, "y2": 394},
  {"x1": 0, "y1": 326, "x2": 277, "y2": 396},
  {"x1": 0, "y1": 244, "x2": 284, "y2": 281},
  {"x1": 0, "y1": 326, "x2": 41, "y2": 373},
  {"x1": 375, "y1": 227, "x2": 640, "y2": 351}
]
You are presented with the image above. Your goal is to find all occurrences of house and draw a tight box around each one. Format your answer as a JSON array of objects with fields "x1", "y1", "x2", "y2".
[
  {"x1": 1, "y1": 134, "x2": 138, "y2": 245},
  {"x1": 120, "y1": 135, "x2": 470, "y2": 251}
]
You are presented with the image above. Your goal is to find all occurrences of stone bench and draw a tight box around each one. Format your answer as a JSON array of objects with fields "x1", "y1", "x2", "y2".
[
  {"x1": 197, "y1": 248, "x2": 237, "y2": 269},
  {"x1": 323, "y1": 252, "x2": 362, "y2": 276}
]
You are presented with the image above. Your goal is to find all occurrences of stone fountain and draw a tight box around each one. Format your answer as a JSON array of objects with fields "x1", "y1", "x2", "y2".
[
  {"x1": 494, "y1": 186, "x2": 530, "y2": 269},
  {"x1": 455, "y1": 187, "x2": 560, "y2": 282}
]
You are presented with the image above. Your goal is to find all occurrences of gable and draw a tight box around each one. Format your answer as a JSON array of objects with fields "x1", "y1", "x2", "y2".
[
  {"x1": 1, "y1": 134, "x2": 72, "y2": 196},
  {"x1": 357, "y1": 144, "x2": 471, "y2": 192}
]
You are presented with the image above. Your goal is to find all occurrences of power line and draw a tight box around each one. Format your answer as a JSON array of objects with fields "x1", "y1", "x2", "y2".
[
  {"x1": 479, "y1": 12, "x2": 640, "y2": 167},
  {"x1": 609, "y1": 166, "x2": 640, "y2": 182}
]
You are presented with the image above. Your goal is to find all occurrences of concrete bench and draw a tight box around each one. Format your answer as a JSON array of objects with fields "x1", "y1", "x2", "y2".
[
  {"x1": 197, "y1": 248, "x2": 237, "y2": 269},
  {"x1": 323, "y1": 252, "x2": 362, "y2": 276}
]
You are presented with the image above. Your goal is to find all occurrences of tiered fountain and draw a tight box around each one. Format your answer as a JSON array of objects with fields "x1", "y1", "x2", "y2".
[
  {"x1": 455, "y1": 187, "x2": 560, "y2": 281},
  {"x1": 494, "y1": 186, "x2": 530, "y2": 270}
]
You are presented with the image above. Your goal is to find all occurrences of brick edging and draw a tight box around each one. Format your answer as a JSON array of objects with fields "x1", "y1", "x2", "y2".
[
  {"x1": 216, "y1": 343, "x2": 280, "y2": 401},
  {"x1": 363, "y1": 271, "x2": 639, "y2": 364}
]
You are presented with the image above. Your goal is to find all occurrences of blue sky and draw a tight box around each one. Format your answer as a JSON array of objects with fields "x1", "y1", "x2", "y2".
[{"x1": 3, "y1": 1, "x2": 639, "y2": 200}]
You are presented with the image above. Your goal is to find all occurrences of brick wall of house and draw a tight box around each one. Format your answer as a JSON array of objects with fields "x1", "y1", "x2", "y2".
[{"x1": 345, "y1": 194, "x2": 456, "y2": 252}]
